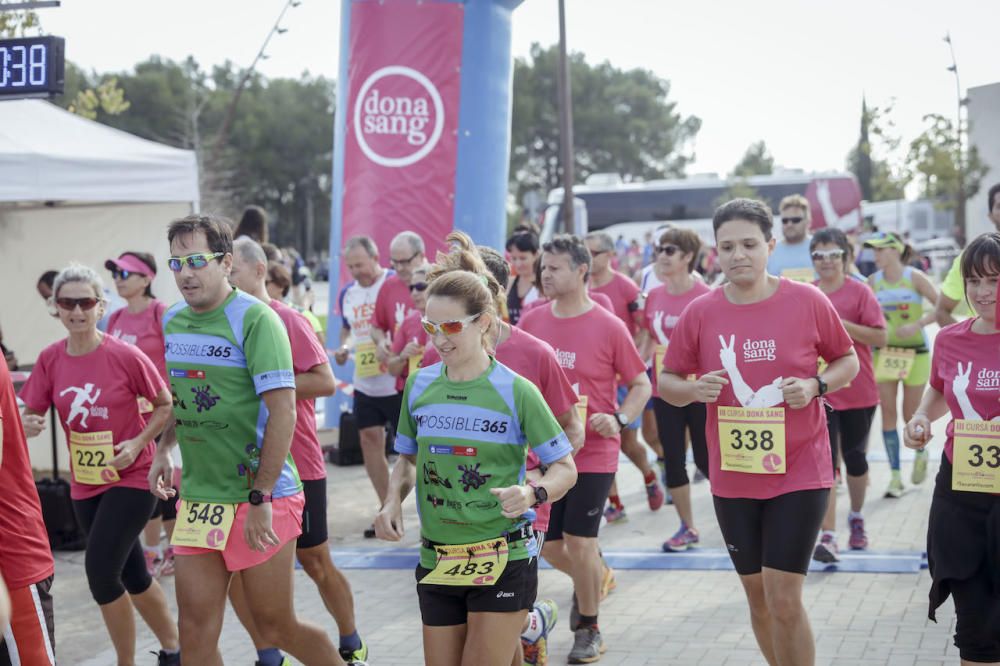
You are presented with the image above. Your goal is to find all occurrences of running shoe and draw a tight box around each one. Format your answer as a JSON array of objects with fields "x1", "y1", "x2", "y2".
[
  {"x1": 363, "y1": 524, "x2": 377, "y2": 539},
  {"x1": 567, "y1": 626, "x2": 605, "y2": 664},
  {"x1": 884, "y1": 476, "x2": 904, "y2": 499},
  {"x1": 521, "y1": 599, "x2": 557, "y2": 665},
  {"x1": 339, "y1": 639, "x2": 369, "y2": 663},
  {"x1": 912, "y1": 450, "x2": 928, "y2": 485},
  {"x1": 661, "y1": 525, "x2": 700, "y2": 552},
  {"x1": 603, "y1": 504, "x2": 627, "y2": 524},
  {"x1": 848, "y1": 515, "x2": 868, "y2": 550},
  {"x1": 154, "y1": 650, "x2": 181, "y2": 666},
  {"x1": 143, "y1": 549, "x2": 162, "y2": 578},
  {"x1": 158, "y1": 546, "x2": 175, "y2": 577},
  {"x1": 645, "y1": 479, "x2": 665, "y2": 511},
  {"x1": 812, "y1": 533, "x2": 839, "y2": 563},
  {"x1": 600, "y1": 562, "x2": 616, "y2": 600}
]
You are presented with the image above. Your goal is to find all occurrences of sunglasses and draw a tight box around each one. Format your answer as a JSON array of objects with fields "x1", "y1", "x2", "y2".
[
  {"x1": 811, "y1": 249, "x2": 846, "y2": 261},
  {"x1": 390, "y1": 251, "x2": 421, "y2": 267},
  {"x1": 654, "y1": 244, "x2": 680, "y2": 256},
  {"x1": 55, "y1": 297, "x2": 101, "y2": 311},
  {"x1": 409, "y1": 282, "x2": 428, "y2": 293},
  {"x1": 421, "y1": 313, "x2": 482, "y2": 336},
  {"x1": 781, "y1": 217, "x2": 805, "y2": 225},
  {"x1": 167, "y1": 252, "x2": 224, "y2": 272},
  {"x1": 111, "y1": 268, "x2": 134, "y2": 280}
]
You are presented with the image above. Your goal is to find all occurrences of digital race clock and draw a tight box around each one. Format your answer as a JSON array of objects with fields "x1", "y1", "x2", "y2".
[{"x1": 0, "y1": 36, "x2": 64, "y2": 98}]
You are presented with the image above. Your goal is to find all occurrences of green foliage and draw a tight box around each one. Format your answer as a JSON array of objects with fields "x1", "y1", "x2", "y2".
[
  {"x1": 905, "y1": 113, "x2": 988, "y2": 207},
  {"x1": 510, "y1": 43, "x2": 700, "y2": 197},
  {"x1": 0, "y1": 8, "x2": 40, "y2": 38},
  {"x1": 846, "y1": 101, "x2": 908, "y2": 202},
  {"x1": 732, "y1": 141, "x2": 773, "y2": 177}
]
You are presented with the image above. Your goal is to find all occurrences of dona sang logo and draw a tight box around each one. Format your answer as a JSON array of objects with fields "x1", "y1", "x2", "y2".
[{"x1": 353, "y1": 65, "x2": 444, "y2": 168}]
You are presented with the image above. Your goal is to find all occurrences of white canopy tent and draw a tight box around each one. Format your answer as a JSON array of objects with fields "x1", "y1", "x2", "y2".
[{"x1": 0, "y1": 100, "x2": 200, "y2": 473}]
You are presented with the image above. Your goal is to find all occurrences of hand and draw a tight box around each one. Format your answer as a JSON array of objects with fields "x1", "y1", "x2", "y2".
[
  {"x1": 780, "y1": 377, "x2": 818, "y2": 409},
  {"x1": 693, "y1": 369, "x2": 729, "y2": 403},
  {"x1": 147, "y1": 450, "x2": 176, "y2": 500},
  {"x1": 490, "y1": 485, "x2": 534, "y2": 518},
  {"x1": 109, "y1": 437, "x2": 144, "y2": 470},
  {"x1": 20, "y1": 413, "x2": 46, "y2": 438},
  {"x1": 896, "y1": 323, "x2": 920, "y2": 340},
  {"x1": 718, "y1": 334, "x2": 738, "y2": 371},
  {"x1": 904, "y1": 414, "x2": 932, "y2": 450},
  {"x1": 402, "y1": 341, "x2": 422, "y2": 358},
  {"x1": 374, "y1": 338, "x2": 392, "y2": 363},
  {"x1": 334, "y1": 345, "x2": 349, "y2": 365},
  {"x1": 395, "y1": 302, "x2": 407, "y2": 326},
  {"x1": 375, "y1": 501, "x2": 404, "y2": 541},
  {"x1": 589, "y1": 413, "x2": 621, "y2": 438},
  {"x1": 243, "y1": 502, "x2": 280, "y2": 552}
]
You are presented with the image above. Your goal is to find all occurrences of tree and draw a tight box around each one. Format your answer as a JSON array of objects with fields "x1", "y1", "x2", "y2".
[
  {"x1": 846, "y1": 101, "x2": 908, "y2": 201},
  {"x1": 905, "y1": 113, "x2": 988, "y2": 211},
  {"x1": 853, "y1": 98, "x2": 873, "y2": 201},
  {"x1": 510, "y1": 43, "x2": 700, "y2": 197},
  {"x1": 732, "y1": 140, "x2": 774, "y2": 177}
]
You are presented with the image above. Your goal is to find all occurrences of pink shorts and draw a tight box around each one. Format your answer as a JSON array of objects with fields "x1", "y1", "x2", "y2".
[{"x1": 173, "y1": 492, "x2": 305, "y2": 572}]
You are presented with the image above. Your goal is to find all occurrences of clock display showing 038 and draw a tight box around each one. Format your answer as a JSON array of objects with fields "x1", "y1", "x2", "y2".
[{"x1": 0, "y1": 36, "x2": 65, "y2": 98}]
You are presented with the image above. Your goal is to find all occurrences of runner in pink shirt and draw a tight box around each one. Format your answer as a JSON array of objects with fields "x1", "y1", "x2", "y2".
[
  {"x1": 809, "y1": 229, "x2": 887, "y2": 563},
  {"x1": 638, "y1": 227, "x2": 712, "y2": 553},
  {"x1": 370, "y1": 231, "x2": 427, "y2": 363},
  {"x1": 904, "y1": 231, "x2": 1000, "y2": 665},
  {"x1": 388, "y1": 266, "x2": 430, "y2": 392},
  {"x1": 20, "y1": 264, "x2": 180, "y2": 665},
  {"x1": 660, "y1": 199, "x2": 858, "y2": 666},
  {"x1": 519, "y1": 234, "x2": 650, "y2": 663},
  {"x1": 228, "y1": 237, "x2": 370, "y2": 664}
]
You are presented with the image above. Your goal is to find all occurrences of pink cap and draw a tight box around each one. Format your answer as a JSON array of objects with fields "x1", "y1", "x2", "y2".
[{"x1": 104, "y1": 253, "x2": 155, "y2": 277}]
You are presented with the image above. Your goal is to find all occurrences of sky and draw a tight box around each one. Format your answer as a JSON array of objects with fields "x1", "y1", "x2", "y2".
[{"x1": 40, "y1": 0, "x2": 997, "y2": 178}]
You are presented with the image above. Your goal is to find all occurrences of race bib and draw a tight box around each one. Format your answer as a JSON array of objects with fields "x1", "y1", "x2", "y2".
[
  {"x1": 576, "y1": 395, "x2": 588, "y2": 428},
  {"x1": 875, "y1": 347, "x2": 916, "y2": 383},
  {"x1": 421, "y1": 537, "x2": 509, "y2": 586},
  {"x1": 718, "y1": 406, "x2": 786, "y2": 474},
  {"x1": 408, "y1": 352, "x2": 424, "y2": 376},
  {"x1": 171, "y1": 500, "x2": 238, "y2": 550},
  {"x1": 654, "y1": 344, "x2": 668, "y2": 380},
  {"x1": 69, "y1": 430, "x2": 120, "y2": 485},
  {"x1": 781, "y1": 267, "x2": 815, "y2": 283},
  {"x1": 951, "y1": 419, "x2": 1000, "y2": 493},
  {"x1": 137, "y1": 396, "x2": 154, "y2": 414},
  {"x1": 355, "y1": 341, "x2": 381, "y2": 378}
]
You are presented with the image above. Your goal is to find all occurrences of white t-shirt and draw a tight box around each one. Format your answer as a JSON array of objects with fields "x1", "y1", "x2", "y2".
[{"x1": 338, "y1": 271, "x2": 397, "y2": 397}]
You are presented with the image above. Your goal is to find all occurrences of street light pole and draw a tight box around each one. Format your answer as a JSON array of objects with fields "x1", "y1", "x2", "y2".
[
  {"x1": 944, "y1": 32, "x2": 966, "y2": 242},
  {"x1": 556, "y1": 0, "x2": 575, "y2": 235}
]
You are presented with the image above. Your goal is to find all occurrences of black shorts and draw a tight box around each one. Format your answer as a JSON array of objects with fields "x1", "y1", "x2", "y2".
[
  {"x1": 927, "y1": 459, "x2": 1000, "y2": 662},
  {"x1": 826, "y1": 405, "x2": 876, "y2": 477},
  {"x1": 354, "y1": 390, "x2": 402, "y2": 431},
  {"x1": 545, "y1": 472, "x2": 615, "y2": 540},
  {"x1": 713, "y1": 488, "x2": 829, "y2": 575},
  {"x1": 415, "y1": 556, "x2": 538, "y2": 627},
  {"x1": 149, "y1": 491, "x2": 179, "y2": 521},
  {"x1": 297, "y1": 478, "x2": 329, "y2": 549}
]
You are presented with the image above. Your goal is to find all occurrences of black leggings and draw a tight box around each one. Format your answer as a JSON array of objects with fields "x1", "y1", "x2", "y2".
[
  {"x1": 826, "y1": 405, "x2": 876, "y2": 477},
  {"x1": 652, "y1": 397, "x2": 709, "y2": 489},
  {"x1": 73, "y1": 487, "x2": 156, "y2": 605}
]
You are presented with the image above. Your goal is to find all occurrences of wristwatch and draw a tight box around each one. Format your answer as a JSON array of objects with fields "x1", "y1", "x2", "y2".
[
  {"x1": 813, "y1": 375, "x2": 828, "y2": 397},
  {"x1": 248, "y1": 489, "x2": 272, "y2": 506},
  {"x1": 529, "y1": 482, "x2": 548, "y2": 508},
  {"x1": 614, "y1": 412, "x2": 630, "y2": 431}
]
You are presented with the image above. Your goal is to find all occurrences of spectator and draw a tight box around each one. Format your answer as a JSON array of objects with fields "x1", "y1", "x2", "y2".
[
  {"x1": 37, "y1": 269, "x2": 58, "y2": 303},
  {"x1": 234, "y1": 205, "x2": 269, "y2": 244}
]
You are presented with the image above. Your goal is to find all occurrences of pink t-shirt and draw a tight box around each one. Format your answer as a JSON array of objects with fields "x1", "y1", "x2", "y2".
[
  {"x1": 663, "y1": 279, "x2": 854, "y2": 499},
  {"x1": 929, "y1": 318, "x2": 1000, "y2": 464},
  {"x1": 371, "y1": 273, "x2": 416, "y2": 338},
  {"x1": 817, "y1": 278, "x2": 884, "y2": 411},
  {"x1": 590, "y1": 271, "x2": 641, "y2": 335},
  {"x1": 270, "y1": 299, "x2": 330, "y2": 481},
  {"x1": 391, "y1": 310, "x2": 429, "y2": 392},
  {"x1": 106, "y1": 300, "x2": 168, "y2": 381},
  {"x1": 519, "y1": 291, "x2": 614, "y2": 318},
  {"x1": 21, "y1": 335, "x2": 165, "y2": 500},
  {"x1": 643, "y1": 281, "x2": 711, "y2": 392},
  {"x1": 519, "y1": 302, "x2": 647, "y2": 474}
]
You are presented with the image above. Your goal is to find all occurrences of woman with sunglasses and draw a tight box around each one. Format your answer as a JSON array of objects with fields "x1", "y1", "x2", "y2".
[
  {"x1": 809, "y1": 229, "x2": 887, "y2": 562},
  {"x1": 388, "y1": 266, "x2": 430, "y2": 387},
  {"x1": 904, "y1": 232, "x2": 1000, "y2": 665},
  {"x1": 376, "y1": 260, "x2": 577, "y2": 666},
  {"x1": 641, "y1": 227, "x2": 712, "y2": 552},
  {"x1": 506, "y1": 225, "x2": 541, "y2": 325},
  {"x1": 20, "y1": 264, "x2": 181, "y2": 666},
  {"x1": 864, "y1": 231, "x2": 940, "y2": 498}
]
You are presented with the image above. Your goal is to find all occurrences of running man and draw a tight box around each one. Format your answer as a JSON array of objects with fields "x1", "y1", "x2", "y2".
[
  {"x1": 520, "y1": 234, "x2": 651, "y2": 663},
  {"x1": 148, "y1": 215, "x2": 361, "y2": 665},
  {"x1": 660, "y1": 198, "x2": 858, "y2": 666},
  {"x1": 371, "y1": 230, "x2": 428, "y2": 362},
  {"x1": 228, "y1": 237, "x2": 369, "y2": 664}
]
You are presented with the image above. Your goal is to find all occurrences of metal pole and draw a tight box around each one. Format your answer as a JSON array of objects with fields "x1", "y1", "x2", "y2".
[
  {"x1": 944, "y1": 33, "x2": 966, "y2": 242},
  {"x1": 556, "y1": 0, "x2": 575, "y2": 235}
]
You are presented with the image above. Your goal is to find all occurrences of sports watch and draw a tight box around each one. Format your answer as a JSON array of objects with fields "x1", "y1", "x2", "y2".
[
  {"x1": 248, "y1": 489, "x2": 272, "y2": 505},
  {"x1": 614, "y1": 412, "x2": 630, "y2": 430},
  {"x1": 813, "y1": 375, "x2": 828, "y2": 397},
  {"x1": 529, "y1": 482, "x2": 548, "y2": 508}
]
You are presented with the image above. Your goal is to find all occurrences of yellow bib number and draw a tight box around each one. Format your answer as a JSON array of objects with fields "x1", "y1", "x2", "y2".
[
  {"x1": 875, "y1": 347, "x2": 916, "y2": 383},
  {"x1": 951, "y1": 419, "x2": 1000, "y2": 493},
  {"x1": 654, "y1": 344, "x2": 668, "y2": 380},
  {"x1": 718, "y1": 407, "x2": 786, "y2": 474},
  {"x1": 576, "y1": 395, "x2": 588, "y2": 428},
  {"x1": 408, "y1": 352, "x2": 424, "y2": 376},
  {"x1": 137, "y1": 396, "x2": 154, "y2": 414},
  {"x1": 421, "y1": 537, "x2": 509, "y2": 586},
  {"x1": 355, "y1": 341, "x2": 381, "y2": 378},
  {"x1": 69, "y1": 431, "x2": 120, "y2": 485},
  {"x1": 781, "y1": 267, "x2": 815, "y2": 283},
  {"x1": 171, "y1": 500, "x2": 238, "y2": 550}
]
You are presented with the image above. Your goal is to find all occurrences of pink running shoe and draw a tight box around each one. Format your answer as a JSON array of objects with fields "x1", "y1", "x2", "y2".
[{"x1": 848, "y1": 515, "x2": 868, "y2": 550}]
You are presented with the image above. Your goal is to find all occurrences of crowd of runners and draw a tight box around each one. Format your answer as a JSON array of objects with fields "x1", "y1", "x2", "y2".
[{"x1": 0, "y1": 183, "x2": 998, "y2": 666}]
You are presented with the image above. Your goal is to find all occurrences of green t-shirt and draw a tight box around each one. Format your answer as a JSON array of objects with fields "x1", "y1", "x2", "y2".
[
  {"x1": 940, "y1": 251, "x2": 964, "y2": 302},
  {"x1": 871, "y1": 267, "x2": 928, "y2": 349},
  {"x1": 163, "y1": 289, "x2": 302, "y2": 503},
  {"x1": 396, "y1": 359, "x2": 572, "y2": 569}
]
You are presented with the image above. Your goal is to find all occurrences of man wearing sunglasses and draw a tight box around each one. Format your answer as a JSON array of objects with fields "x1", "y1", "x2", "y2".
[
  {"x1": 767, "y1": 194, "x2": 816, "y2": 282},
  {"x1": 151, "y1": 215, "x2": 357, "y2": 665},
  {"x1": 370, "y1": 231, "x2": 428, "y2": 364}
]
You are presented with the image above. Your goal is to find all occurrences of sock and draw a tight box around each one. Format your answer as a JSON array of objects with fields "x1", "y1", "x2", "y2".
[
  {"x1": 578, "y1": 614, "x2": 598, "y2": 629},
  {"x1": 848, "y1": 511, "x2": 863, "y2": 521},
  {"x1": 643, "y1": 470, "x2": 656, "y2": 485},
  {"x1": 144, "y1": 544, "x2": 163, "y2": 558},
  {"x1": 882, "y1": 429, "x2": 901, "y2": 471},
  {"x1": 608, "y1": 495, "x2": 623, "y2": 511},
  {"x1": 161, "y1": 648, "x2": 179, "y2": 655},
  {"x1": 340, "y1": 630, "x2": 361, "y2": 653},
  {"x1": 256, "y1": 648, "x2": 284, "y2": 666},
  {"x1": 521, "y1": 608, "x2": 545, "y2": 643}
]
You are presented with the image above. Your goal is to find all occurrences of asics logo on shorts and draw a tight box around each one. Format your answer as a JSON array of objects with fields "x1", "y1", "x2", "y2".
[{"x1": 496, "y1": 590, "x2": 515, "y2": 598}]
